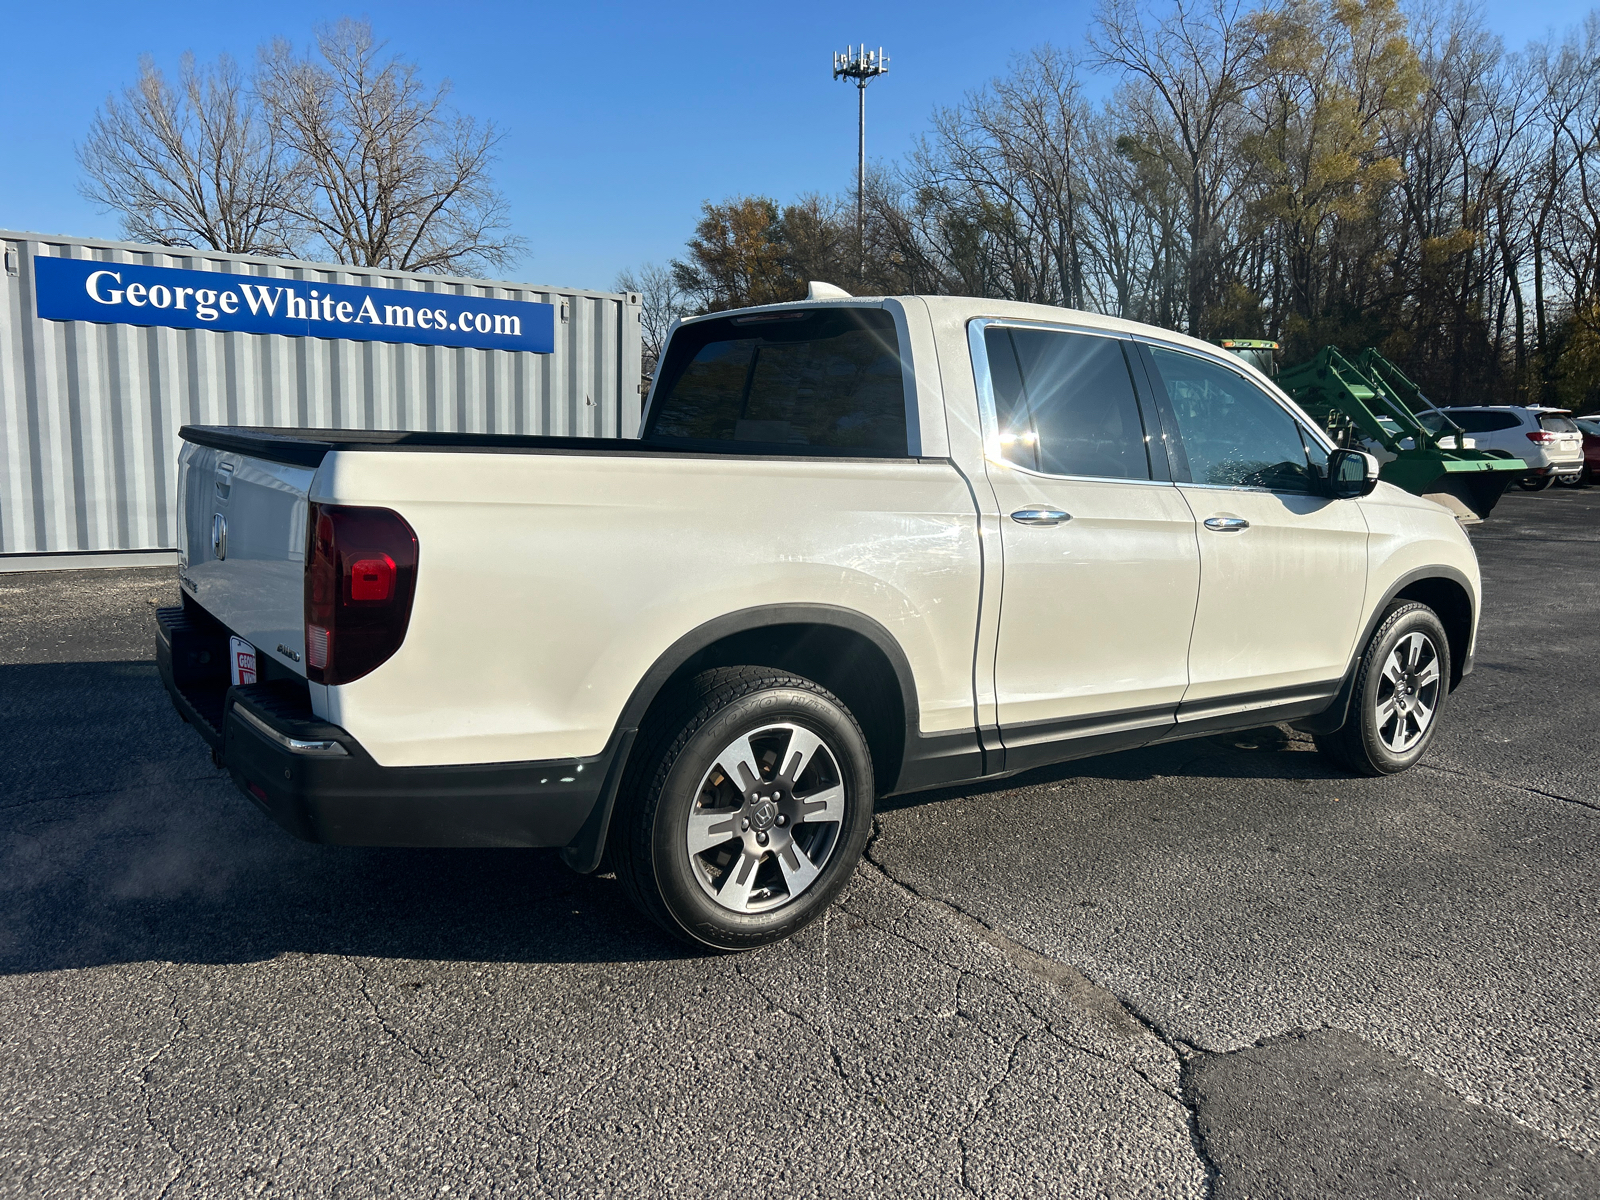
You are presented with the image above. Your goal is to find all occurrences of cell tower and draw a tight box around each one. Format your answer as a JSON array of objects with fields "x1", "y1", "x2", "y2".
[{"x1": 833, "y1": 44, "x2": 890, "y2": 276}]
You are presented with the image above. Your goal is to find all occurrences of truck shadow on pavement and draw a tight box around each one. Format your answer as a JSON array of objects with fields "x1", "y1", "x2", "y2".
[{"x1": 0, "y1": 659, "x2": 1355, "y2": 978}]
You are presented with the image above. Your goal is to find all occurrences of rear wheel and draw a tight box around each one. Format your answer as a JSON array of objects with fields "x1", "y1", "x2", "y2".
[
  {"x1": 1554, "y1": 471, "x2": 1586, "y2": 488},
  {"x1": 1517, "y1": 473, "x2": 1556, "y2": 491},
  {"x1": 1315, "y1": 602, "x2": 1450, "y2": 777},
  {"x1": 609, "y1": 667, "x2": 875, "y2": 950}
]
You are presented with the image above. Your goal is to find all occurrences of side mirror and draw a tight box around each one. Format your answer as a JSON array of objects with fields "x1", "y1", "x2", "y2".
[{"x1": 1326, "y1": 448, "x2": 1380, "y2": 499}]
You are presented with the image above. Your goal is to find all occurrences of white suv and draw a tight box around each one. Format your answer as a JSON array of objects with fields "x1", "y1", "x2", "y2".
[{"x1": 1420, "y1": 406, "x2": 1584, "y2": 490}]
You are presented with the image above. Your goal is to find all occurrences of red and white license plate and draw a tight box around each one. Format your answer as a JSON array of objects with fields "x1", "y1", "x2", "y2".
[{"x1": 229, "y1": 636, "x2": 258, "y2": 686}]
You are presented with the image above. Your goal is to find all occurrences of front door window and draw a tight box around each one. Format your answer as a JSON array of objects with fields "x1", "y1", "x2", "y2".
[{"x1": 1145, "y1": 345, "x2": 1323, "y2": 491}]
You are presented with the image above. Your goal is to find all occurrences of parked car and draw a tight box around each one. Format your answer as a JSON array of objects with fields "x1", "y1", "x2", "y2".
[
  {"x1": 1575, "y1": 417, "x2": 1600, "y2": 485},
  {"x1": 1417, "y1": 406, "x2": 1584, "y2": 490},
  {"x1": 157, "y1": 291, "x2": 1483, "y2": 949}
]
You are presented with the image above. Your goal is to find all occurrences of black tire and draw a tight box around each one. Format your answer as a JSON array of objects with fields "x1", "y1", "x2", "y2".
[
  {"x1": 609, "y1": 667, "x2": 875, "y2": 951},
  {"x1": 1315, "y1": 602, "x2": 1451, "y2": 777},
  {"x1": 1554, "y1": 471, "x2": 1586, "y2": 488},
  {"x1": 1517, "y1": 473, "x2": 1556, "y2": 491}
]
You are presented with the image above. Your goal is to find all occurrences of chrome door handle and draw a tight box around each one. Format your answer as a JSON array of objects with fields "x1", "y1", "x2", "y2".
[
  {"x1": 1011, "y1": 508, "x2": 1071, "y2": 526},
  {"x1": 1204, "y1": 516, "x2": 1250, "y2": 532}
]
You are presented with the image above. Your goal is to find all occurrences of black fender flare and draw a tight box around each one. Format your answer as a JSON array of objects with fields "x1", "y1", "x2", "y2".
[
  {"x1": 561, "y1": 603, "x2": 921, "y2": 872},
  {"x1": 1293, "y1": 564, "x2": 1477, "y2": 736},
  {"x1": 612, "y1": 603, "x2": 921, "y2": 735}
]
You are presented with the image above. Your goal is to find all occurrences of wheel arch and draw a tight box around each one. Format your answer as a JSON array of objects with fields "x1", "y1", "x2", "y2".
[
  {"x1": 1294, "y1": 565, "x2": 1477, "y2": 738},
  {"x1": 561, "y1": 606, "x2": 926, "y2": 874},
  {"x1": 1392, "y1": 572, "x2": 1474, "y2": 688},
  {"x1": 615, "y1": 605, "x2": 917, "y2": 793}
]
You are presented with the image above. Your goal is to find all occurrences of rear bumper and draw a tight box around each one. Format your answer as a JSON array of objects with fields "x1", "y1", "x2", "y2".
[{"x1": 156, "y1": 604, "x2": 633, "y2": 866}]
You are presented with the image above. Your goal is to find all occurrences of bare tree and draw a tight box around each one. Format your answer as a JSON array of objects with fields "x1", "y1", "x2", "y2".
[
  {"x1": 257, "y1": 19, "x2": 524, "y2": 274},
  {"x1": 78, "y1": 52, "x2": 301, "y2": 255},
  {"x1": 858, "y1": 167, "x2": 962, "y2": 295},
  {"x1": 614, "y1": 262, "x2": 689, "y2": 376},
  {"x1": 643, "y1": 0, "x2": 1600, "y2": 407},
  {"x1": 1079, "y1": 119, "x2": 1180, "y2": 321},
  {"x1": 910, "y1": 47, "x2": 1094, "y2": 306},
  {"x1": 1090, "y1": 0, "x2": 1262, "y2": 335}
]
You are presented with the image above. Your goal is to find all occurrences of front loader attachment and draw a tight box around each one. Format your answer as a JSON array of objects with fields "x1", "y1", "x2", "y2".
[
  {"x1": 1272, "y1": 346, "x2": 1526, "y2": 523},
  {"x1": 1382, "y1": 451, "x2": 1522, "y2": 523}
]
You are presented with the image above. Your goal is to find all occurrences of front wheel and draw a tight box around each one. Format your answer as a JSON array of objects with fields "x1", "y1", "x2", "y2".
[
  {"x1": 1554, "y1": 471, "x2": 1586, "y2": 488},
  {"x1": 609, "y1": 667, "x2": 875, "y2": 950},
  {"x1": 1315, "y1": 602, "x2": 1451, "y2": 776}
]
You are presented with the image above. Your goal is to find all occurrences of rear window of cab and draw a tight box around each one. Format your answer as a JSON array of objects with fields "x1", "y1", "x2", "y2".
[{"x1": 644, "y1": 308, "x2": 908, "y2": 456}]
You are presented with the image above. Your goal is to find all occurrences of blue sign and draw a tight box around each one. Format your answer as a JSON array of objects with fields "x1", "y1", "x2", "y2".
[{"x1": 33, "y1": 255, "x2": 555, "y2": 353}]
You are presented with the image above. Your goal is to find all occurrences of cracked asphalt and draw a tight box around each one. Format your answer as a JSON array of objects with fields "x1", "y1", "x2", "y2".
[{"x1": 2, "y1": 486, "x2": 1597, "y2": 1198}]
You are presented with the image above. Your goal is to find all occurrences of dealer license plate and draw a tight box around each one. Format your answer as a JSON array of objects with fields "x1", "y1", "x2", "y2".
[{"x1": 229, "y1": 636, "x2": 258, "y2": 686}]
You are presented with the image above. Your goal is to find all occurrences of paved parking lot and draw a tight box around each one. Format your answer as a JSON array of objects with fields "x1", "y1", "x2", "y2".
[{"x1": 2, "y1": 488, "x2": 1597, "y2": 1198}]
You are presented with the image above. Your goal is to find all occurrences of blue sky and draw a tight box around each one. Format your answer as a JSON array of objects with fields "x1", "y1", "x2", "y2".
[{"x1": 1, "y1": 1, "x2": 1593, "y2": 291}]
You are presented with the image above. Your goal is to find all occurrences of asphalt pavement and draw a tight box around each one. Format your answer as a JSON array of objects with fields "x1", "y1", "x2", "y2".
[{"x1": 1, "y1": 487, "x2": 1596, "y2": 1198}]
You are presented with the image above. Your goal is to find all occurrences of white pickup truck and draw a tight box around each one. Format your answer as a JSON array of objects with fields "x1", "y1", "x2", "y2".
[{"x1": 158, "y1": 292, "x2": 1481, "y2": 949}]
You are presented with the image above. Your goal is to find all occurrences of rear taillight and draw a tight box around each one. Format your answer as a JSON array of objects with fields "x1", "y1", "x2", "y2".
[
  {"x1": 1527, "y1": 431, "x2": 1555, "y2": 444},
  {"x1": 305, "y1": 503, "x2": 419, "y2": 685}
]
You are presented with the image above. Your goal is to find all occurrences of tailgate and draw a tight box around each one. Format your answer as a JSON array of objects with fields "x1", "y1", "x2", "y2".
[{"x1": 177, "y1": 440, "x2": 313, "y2": 675}]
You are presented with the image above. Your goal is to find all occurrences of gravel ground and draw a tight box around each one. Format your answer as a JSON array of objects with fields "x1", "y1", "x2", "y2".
[{"x1": 0, "y1": 486, "x2": 1595, "y2": 1198}]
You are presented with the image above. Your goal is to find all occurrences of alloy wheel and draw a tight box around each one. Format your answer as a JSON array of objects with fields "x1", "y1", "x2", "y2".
[
  {"x1": 685, "y1": 723, "x2": 846, "y2": 914},
  {"x1": 1375, "y1": 631, "x2": 1442, "y2": 754}
]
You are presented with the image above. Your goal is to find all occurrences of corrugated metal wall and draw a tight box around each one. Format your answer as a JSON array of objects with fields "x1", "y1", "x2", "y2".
[{"x1": 0, "y1": 230, "x2": 642, "y2": 557}]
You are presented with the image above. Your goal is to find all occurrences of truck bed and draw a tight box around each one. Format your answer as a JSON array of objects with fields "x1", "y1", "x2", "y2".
[
  {"x1": 174, "y1": 425, "x2": 983, "y2": 771},
  {"x1": 179, "y1": 425, "x2": 922, "y2": 469},
  {"x1": 180, "y1": 425, "x2": 670, "y2": 469}
]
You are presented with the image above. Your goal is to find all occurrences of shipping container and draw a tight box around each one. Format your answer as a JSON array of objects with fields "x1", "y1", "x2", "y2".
[{"x1": 0, "y1": 229, "x2": 643, "y2": 569}]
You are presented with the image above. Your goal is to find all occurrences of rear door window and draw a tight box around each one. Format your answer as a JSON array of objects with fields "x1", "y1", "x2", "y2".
[
  {"x1": 644, "y1": 308, "x2": 907, "y2": 455},
  {"x1": 1442, "y1": 410, "x2": 1521, "y2": 433},
  {"x1": 982, "y1": 327, "x2": 1151, "y2": 479}
]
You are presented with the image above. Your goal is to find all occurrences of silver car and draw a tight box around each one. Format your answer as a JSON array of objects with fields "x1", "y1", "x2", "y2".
[{"x1": 1419, "y1": 406, "x2": 1584, "y2": 491}]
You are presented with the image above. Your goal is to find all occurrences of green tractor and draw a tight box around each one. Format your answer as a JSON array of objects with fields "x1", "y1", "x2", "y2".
[
  {"x1": 1215, "y1": 340, "x2": 1526, "y2": 523},
  {"x1": 1215, "y1": 339, "x2": 1281, "y2": 378}
]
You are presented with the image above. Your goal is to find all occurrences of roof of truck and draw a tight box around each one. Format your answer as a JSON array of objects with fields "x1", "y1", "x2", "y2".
[{"x1": 681, "y1": 293, "x2": 1235, "y2": 363}]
